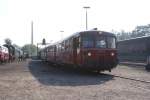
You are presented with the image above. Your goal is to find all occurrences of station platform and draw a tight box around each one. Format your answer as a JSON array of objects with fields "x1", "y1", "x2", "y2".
[{"x1": 119, "y1": 61, "x2": 146, "y2": 66}]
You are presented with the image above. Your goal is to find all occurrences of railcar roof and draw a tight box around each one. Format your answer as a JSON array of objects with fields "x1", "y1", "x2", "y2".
[
  {"x1": 41, "y1": 30, "x2": 115, "y2": 50},
  {"x1": 118, "y1": 35, "x2": 150, "y2": 42},
  {"x1": 51, "y1": 30, "x2": 114, "y2": 44},
  {"x1": 0, "y1": 45, "x2": 8, "y2": 50}
]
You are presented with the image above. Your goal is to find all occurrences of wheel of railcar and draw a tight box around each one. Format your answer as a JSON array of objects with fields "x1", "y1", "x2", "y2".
[
  {"x1": 95, "y1": 70, "x2": 100, "y2": 74},
  {"x1": 108, "y1": 69, "x2": 111, "y2": 72}
]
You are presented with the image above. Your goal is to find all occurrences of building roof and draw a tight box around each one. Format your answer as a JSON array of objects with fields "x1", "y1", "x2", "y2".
[{"x1": 118, "y1": 35, "x2": 150, "y2": 42}]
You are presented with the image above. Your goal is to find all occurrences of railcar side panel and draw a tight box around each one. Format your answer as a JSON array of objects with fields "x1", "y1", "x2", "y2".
[{"x1": 40, "y1": 30, "x2": 118, "y2": 72}]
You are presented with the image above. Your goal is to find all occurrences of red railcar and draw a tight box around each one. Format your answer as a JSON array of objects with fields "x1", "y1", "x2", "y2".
[
  {"x1": 40, "y1": 30, "x2": 118, "y2": 72},
  {"x1": 0, "y1": 45, "x2": 9, "y2": 63}
]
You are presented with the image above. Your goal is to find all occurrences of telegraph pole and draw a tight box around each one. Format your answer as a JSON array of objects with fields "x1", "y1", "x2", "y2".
[
  {"x1": 60, "y1": 30, "x2": 64, "y2": 40},
  {"x1": 30, "y1": 21, "x2": 34, "y2": 57}
]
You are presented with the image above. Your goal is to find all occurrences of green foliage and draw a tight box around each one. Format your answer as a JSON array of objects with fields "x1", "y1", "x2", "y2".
[
  {"x1": 4, "y1": 38, "x2": 12, "y2": 45},
  {"x1": 116, "y1": 24, "x2": 150, "y2": 41},
  {"x1": 22, "y1": 44, "x2": 37, "y2": 56}
]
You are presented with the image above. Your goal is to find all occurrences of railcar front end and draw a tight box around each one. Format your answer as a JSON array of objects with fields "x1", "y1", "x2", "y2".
[{"x1": 75, "y1": 31, "x2": 118, "y2": 71}]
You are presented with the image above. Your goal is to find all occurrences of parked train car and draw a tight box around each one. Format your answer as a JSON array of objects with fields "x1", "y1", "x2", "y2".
[
  {"x1": 117, "y1": 36, "x2": 150, "y2": 63},
  {"x1": 40, "y1": 30, "x2": 118, "y2": 72},
  {"x1": 0, "y1": 45, "x2": 9, "y2": 63},
  {"x1": 3, "y1": 44, "x2": 15, "y2": 62}
]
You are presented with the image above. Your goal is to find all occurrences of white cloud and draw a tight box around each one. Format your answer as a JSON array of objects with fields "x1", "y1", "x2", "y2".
[{"x1": 0, "y1": 0, "x2": 150, "y2": 46}]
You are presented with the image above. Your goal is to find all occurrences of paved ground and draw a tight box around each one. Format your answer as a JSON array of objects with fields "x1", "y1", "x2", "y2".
[{"x1": 0, "y1": 59, "x2": 150, "y2": 100}]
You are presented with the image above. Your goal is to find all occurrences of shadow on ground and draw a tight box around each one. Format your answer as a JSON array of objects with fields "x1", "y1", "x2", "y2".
[{"x1": 28, "y1": 60, "x2": 114, "y2": 86}]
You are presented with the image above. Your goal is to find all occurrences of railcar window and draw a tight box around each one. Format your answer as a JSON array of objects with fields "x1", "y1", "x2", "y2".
[
  {"x1": 61, "y1": 42, "x2": 65, "y2": 51},
  {"x1": 107, "y1": 37, "x2": 116, "y2": 49},
  {"x1": 96, "y1": 36, "x2": 106, "y2": 48},
  {"x1": 82, "y1": 36, "x2": 94, "y2": 48},
  {"x1": 65, "y1": 40, "x2": 70, "y2": 51},
  {"x1": 69, "y1": 39, "x2": 72, "y2": 49}
]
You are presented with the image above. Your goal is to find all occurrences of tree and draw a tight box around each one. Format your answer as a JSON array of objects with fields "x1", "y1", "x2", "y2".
[
  {"x1": 22, "y1": 44, "x2": 37, "y2": 57},
  {"x1": 116, "y1": 23, "x2": 150, "y2": 41},
  {"x1": 116, "y1": 30, "x2": 130, "y2": 41},
  {"x1": 4, "y1": 38, "x2": 12, "y2": 45}
]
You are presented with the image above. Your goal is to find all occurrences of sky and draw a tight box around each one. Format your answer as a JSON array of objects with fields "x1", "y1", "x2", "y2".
[{"x1": 0, "y1": 0, "x2": 150, "y2": 46}]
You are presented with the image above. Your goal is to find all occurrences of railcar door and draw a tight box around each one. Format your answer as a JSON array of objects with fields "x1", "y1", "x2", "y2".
[
  {"x1": 73, "y1": 37, "x2": 80, "y2": 65},
  {"x1": 73, "y1": 38, "x2": 77, "y2": 64},
  {"x1": 54, "y1": 45, "x2": 56, "y2": 61}
]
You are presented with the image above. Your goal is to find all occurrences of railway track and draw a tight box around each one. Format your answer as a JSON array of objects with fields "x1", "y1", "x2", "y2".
[{"x1": 107, "y1": 73, "x2": 150, "y2": 84}]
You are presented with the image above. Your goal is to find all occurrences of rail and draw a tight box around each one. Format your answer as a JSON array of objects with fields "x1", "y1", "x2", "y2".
[{"x1": 104, "y1": 73, "x2": 150, "y2": 84}]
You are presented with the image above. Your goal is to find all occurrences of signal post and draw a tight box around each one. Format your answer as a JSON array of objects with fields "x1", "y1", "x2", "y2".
[{"x1": 37, "y1": 38, "x2": 50, "y2": 59}]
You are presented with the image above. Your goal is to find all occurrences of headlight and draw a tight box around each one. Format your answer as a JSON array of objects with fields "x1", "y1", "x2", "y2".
[
  {"x1": 88, "y1": 52, "x2": 91, "y2": 56},
  {"x1": 111, "y1": 52, "x2": 114, "y2": 56}
]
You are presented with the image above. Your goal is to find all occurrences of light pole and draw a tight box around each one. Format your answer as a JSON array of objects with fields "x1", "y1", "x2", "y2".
[
  {"x1": 31, "y1": 21, "x2": 33, "y2": 45},
  {"x1": 60, "y1": 30, "x2": 64, "y2": 40},
  {"x1": 83, "y1": 6, "x2": 90, "y2": 30}
]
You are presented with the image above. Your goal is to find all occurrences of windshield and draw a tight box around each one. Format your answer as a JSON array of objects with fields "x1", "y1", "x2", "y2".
[
  {"x1": 95, "y1": 37, "x2": 106, "y2": 48},
  {"x1": 82, "y1": 35, "x2": 116, "y2": 49},
  {"x1": 107, "y1": 37, "x2": 116, "y2": 49},
  {"x1": 96, "y1": 36, "x2": 116, "y2": 49},
  {"x1": 82, "y1": 36, "x2": 94, "y2": 48}
]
